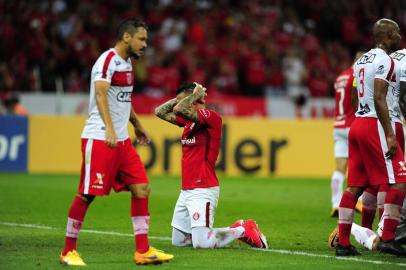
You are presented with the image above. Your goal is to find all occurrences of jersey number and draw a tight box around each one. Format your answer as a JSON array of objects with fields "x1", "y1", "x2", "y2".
[
  {"x1": 337, "y1": 88, "x2": 345, "y2": 116},
  {"x1": 359, "y1": 68, "x2": 365, "y2": 97}
]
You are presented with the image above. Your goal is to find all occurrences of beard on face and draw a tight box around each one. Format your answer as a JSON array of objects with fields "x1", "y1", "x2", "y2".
[{"x1": 127, "y1": 46, "x2": 142, "y2": 59}]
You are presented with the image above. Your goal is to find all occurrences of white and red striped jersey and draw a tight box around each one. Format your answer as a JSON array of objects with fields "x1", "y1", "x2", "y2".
[
  {"x1": 353, "y1": 48, "x2": 395, "y2": 118},
  {"x1": 81, "y1": 48, "x2": 134, "y2": 141},
  {"x1": 390, "y1": 49, "x2": 406, "y2": 123}
]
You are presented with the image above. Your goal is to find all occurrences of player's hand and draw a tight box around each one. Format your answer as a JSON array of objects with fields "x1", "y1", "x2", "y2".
[
  {"x1": 105, "y1": 128, "x2": 118, "y2": 148},
  {"x1": 135, "y1": 126, "x2": 151, "y2": 145},
  {"x1": 193, "y1": 82, "x2": 207, "y2": 100},
  {"x1": 385, "y1": 134, "x2": 397, "y2": 159}
]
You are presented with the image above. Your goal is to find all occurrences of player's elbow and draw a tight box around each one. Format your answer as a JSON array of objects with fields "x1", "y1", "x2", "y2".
[
  {"x1": 172, "y1": 105, "x2": 181, "y2": 115},
  {"x1": 154, "y1": 107, "x2": 162, "y2": 118}
]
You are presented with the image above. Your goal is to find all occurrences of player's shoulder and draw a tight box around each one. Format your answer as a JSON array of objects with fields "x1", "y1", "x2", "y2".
[
  {"x1": 95, "y1": 49, "x2": 117, "y2": 65},
  {"x1": 391, "y1": 49, "x2": 406, "y2": 63}
]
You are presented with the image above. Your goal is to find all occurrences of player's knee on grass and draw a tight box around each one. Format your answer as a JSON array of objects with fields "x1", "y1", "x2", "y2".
[
  {"x1": 129, "y1": 183, "x2": 151, "y2": 198},
  {"x1": 191, "y1": 227, "x2": 216, "y2": 249},
  {"x1": 172, "y1": 227, "x2": 192, "y2": 247},
  {"x1": 78, "y1": 194, "x2": 95, "y2": 204}
]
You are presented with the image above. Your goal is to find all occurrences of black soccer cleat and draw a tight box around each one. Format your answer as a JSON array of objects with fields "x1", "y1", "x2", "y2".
[
  {"x1": 377, "y1": 239, "x2": 406, "y2": 257},
  {"x1": 335, "y1": 244, "x2": 361, "y2": 256}
]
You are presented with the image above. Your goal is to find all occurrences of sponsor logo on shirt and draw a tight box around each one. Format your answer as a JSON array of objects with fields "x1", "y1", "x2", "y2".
[
  {"x1": 181, "y1": 136, "x2": 196, "y2": 145},
  {"x1": 376, "y1": 65, "x2": 385, "y2": 75},
  {"x1": 357, "y1": 54, "x2": 376, "y2": 64},
  {"x1": 391, "y1": 52, "x2": 406, "y2": 61},
  {"x1": 117, "y1": 91, "x2": 132, "y2": 102}
]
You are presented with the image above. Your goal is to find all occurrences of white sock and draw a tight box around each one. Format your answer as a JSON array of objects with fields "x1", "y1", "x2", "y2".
[
  {"x1": 377, "y1": 212, "x2": 385, "y2": 238},
  {"x1": 331, "y1": 171, "x2": 344, "y2": 208},
  {"x1": 191, "y1": 226, "x2": 244, "y2": 248},
  {"x1": 351, "y1": 223, "x2": 378, "y2": 250}
]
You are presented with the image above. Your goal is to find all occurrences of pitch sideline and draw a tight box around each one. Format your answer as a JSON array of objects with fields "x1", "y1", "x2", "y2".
[{"x1": 1, "y1": 221, "x2": 405, "y2": 267}]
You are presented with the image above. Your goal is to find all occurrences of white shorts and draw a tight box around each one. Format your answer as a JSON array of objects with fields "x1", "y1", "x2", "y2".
[
  {"x1": 171, "y1": 187, "x2": 220, "y2": 234},
  {"x1": 333, "y1": 127, "x2": 350, "y2": 158}
]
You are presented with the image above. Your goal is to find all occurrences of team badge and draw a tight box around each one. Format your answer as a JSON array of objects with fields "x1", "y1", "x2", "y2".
[
  {"x1": 126, "y1": 72, "x2": 133, "y2": 84},
  {"x1": 193, "y1": 212, "x2": 200, "y2": 221}
]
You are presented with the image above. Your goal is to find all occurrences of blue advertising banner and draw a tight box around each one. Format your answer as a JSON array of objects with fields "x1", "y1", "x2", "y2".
[{"x1": 0, "y1": 116, "x2": 28, "y2": 172}]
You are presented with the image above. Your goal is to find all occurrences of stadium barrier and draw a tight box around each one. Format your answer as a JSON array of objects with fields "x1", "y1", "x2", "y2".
[
  {"x1": 0, "y1": 116, "x2": 28, "y2": 172},
  {"x1": 20, "y1": 115, "x2": 335, "y2": 177}
]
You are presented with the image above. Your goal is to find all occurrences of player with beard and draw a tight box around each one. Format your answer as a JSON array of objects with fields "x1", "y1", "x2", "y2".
[
  {"x1": 336, "y1": 18, "x2": 406, "y2": 257},
  {"x1": 155, "y1": 83, "x2": 268, "y2": 249},
  {"x1": 59, "y1": 18, "x2": 173, "y2": 266}
]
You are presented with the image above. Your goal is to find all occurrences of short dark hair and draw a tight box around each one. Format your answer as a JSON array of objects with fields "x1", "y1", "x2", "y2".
[
  {"x1": 176, "y1": 83, "x2": 196, "y2": 95},
  {"x1": 116, "y1": 18, "x2": 147, "y2": 40}
]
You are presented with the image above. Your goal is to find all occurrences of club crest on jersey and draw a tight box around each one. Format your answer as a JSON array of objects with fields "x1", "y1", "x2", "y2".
[
  {"x1": 117, "y1": 91, "x2": 132, "y2": 102},
  {"x1": 200, "y1": 109, "x2": 210, "y2": 118},
  {"x1": 126, "y1": 72, "x2": 132, "y2": 84},
  {"x1": 114, "y1": 59, "x2": 121, "y2": 66}
]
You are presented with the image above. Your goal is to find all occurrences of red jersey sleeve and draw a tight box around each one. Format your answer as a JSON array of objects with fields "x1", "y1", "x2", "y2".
[
  {"x1": 197, "y1": 109, "x2": 222, "y2": 127},
  {"x1": 175, "y1": 115, "x2": 188, "y2": 127}
]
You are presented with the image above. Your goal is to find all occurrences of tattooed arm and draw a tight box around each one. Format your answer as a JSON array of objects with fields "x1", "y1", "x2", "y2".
[
  {"x1": 173, "y1": 84, "x2": 206, "y2": 123},
  {"x1": 154, "y1": 98, "x2": 181, "y2": 126}
]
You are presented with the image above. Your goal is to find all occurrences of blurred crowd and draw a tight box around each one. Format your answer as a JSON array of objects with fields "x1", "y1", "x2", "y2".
[{"x1": 1, "y1": 0, "x2": 406, "y2": 100}]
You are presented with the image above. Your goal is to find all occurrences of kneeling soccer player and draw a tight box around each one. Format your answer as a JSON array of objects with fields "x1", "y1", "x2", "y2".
[{"x1": 155, "y1": 82, "x2": 268, "y2": 249}]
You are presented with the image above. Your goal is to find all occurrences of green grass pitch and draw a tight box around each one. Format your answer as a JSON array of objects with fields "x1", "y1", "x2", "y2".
[{"x1": 1, "y1": 173, "x2": 405, "y2": 269}]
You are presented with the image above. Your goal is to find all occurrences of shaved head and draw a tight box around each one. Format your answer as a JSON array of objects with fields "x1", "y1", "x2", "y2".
[{"x1": 373, "y1": 18, "x2": 401, "y2": 52}]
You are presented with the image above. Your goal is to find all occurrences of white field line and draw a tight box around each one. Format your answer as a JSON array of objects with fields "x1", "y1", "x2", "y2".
[{"x1": 1, "y1": 221, "x2": 406, "y2": 267}]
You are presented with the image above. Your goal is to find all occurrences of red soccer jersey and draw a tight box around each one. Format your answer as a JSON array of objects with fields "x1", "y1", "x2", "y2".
[
  {"x1": 334, "y1": 68, "x2": 355, "y2": 128},
  {"x1": 176, "y1": 109, "x2": 222, "y2": 190}
]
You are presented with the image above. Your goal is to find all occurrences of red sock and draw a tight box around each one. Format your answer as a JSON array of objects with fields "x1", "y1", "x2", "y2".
[
  {"x1": 62, "y1": 196, "x2": 91, "y2": 255},
  {"x1": 381, "y1": 188, "x2": 406, "y2": 241},
  {"x1": 361, "y1": 189, "x2": 377, "y2": 229},
  {"x1": 131, "y1": 197, "x2": 150, "y2": 253},
  {"x1": 338, "y1": 191, "x2": 357, "y2": 247}
]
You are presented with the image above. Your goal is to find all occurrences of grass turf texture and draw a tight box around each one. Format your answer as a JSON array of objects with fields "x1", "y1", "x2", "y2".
[{"x1": 0, "y1": 173, "x2": 405, "y2": 269}]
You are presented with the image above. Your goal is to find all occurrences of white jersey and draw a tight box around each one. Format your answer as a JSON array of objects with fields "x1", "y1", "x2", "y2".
[
  {"x1": 81, "y1": 48, "x2": 134, "y2": 141},
  {"x1": 353, "y1": 48, "x2": 395, "y2": 118},
  {"x1": 390, "y1": 49, "x2": 406, "y2": 123}
]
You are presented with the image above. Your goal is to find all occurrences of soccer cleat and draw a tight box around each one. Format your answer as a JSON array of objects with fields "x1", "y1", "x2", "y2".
[
  {"x1": 134, "y1": 246, "x2": 174, "y2": 265},
  {"x1": 59, "y1": 250, "x2": 86, "y2": 266},
  {"x1": 335, "y1": 244, "x2": 361, "y2": 256},
  {"x1": 241, "y1": 219, "x2": 268, "y2": 249},
  {"x1": 328, "y1": 226, "x2": 339, "y2": 249},
  {"x1": 330, "y1": 208, "x2": 339, "y2": 218},
  {"x1": 355, "y1": 200, "x2": 363, "y2": 213},
  {"x1": 377, "y1": 239, "x2": 406, "y2": 257}
]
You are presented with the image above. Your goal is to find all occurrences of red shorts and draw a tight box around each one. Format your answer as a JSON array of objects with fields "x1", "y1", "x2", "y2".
[
  {"x1": 78, "y1": 138, "x2": 148, "y2": 196},
  {"x1": 348, "y1": 118, "x2": 406, "y2": 187}
]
